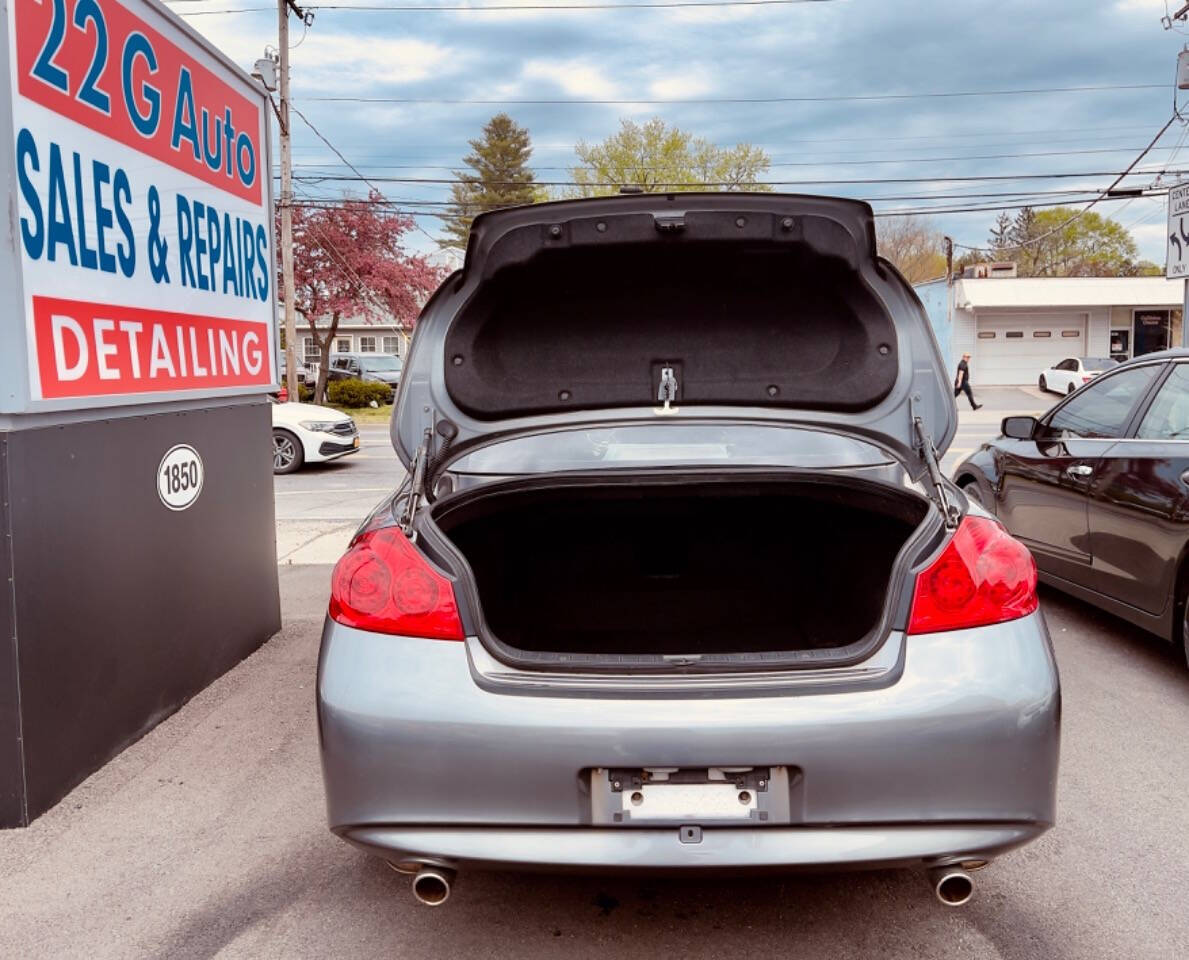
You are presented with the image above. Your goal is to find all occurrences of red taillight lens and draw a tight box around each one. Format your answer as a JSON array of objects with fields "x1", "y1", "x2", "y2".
[
  {"x1": 907, "y1": 515, "x2": 1038, "y2": 635},
  {"x1": 1082, "y1": 376, "x2": 1093, "y2": 384},
  {"x1": 329, "y1": 527, "x2": 464, "y2": 640}
]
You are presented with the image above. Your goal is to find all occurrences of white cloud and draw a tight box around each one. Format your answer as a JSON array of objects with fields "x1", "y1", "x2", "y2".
[
  {"x1": 185, "y1": 17, "x2": 461, "y2": 93},
  {"x1": 520, "y1": 58, "x2": 621, "y2": 99},
  {"x1": 293, "y1": 33, "x2": 461, "y2": 91},
  {"x1": 648, "y1": 70, "x2": 714, "y2": 100}
]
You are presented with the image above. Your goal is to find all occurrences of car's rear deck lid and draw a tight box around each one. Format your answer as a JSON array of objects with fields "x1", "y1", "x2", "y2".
[{"x1": 394, "y1": 193, "x2": 956, "y2": 481}]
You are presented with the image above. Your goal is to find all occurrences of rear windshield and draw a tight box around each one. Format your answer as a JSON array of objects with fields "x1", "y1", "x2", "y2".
[
  {"x1": 1082, "y1": 357, "x2": 1118, "y2": 371},
  {"x1": 363, "y1": 356, "x2": 402, "y2": 372},
  {"x1": 447, "y1": 424, "x2": 896, "y2": 474}
]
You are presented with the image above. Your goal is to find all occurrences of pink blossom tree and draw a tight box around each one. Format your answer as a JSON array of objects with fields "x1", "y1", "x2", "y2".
[{"x1": 283, "y1": 192, "x2": 443, "y2": 403}]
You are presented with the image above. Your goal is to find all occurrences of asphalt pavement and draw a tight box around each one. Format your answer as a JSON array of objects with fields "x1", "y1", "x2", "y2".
[
  {"x1": 2, "y1": 389, "x2": 1187, "y2": 960},
  {"x1": 273, "y1": 420, "x2": 405, "y2": 565}
]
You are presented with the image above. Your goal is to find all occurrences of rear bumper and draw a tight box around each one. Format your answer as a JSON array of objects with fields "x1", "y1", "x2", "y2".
[
  {"x1": 340, "y1": 823, "x2": 1046, "y2": 872},
  {"x1": 318, "y1": 611, "x2": 1060, "y2": 869}
]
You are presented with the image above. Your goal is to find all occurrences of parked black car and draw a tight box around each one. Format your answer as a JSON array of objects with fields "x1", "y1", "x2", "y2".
[{"x1": 954, "y1": 349, "x2": 1189, "y2": 665}]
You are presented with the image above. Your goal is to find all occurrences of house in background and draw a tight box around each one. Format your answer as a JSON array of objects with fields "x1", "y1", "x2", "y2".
[
  {"x1": 297, "y1": 318, "x2": 409, "y2": 369},
  {"x1": 915, "y1": 272, "x2": 1183, "y2": 385},
  {"x1": 286, "y1": 247, "x2": 463, "y2": 370}
]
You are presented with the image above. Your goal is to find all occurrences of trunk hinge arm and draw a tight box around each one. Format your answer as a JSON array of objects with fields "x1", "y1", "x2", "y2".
[
  {"x1": 912, "y1": 410, "x2": 960, "y2": 530},
  {"x1": 399, "y1": 427, "x2": 432, "y2": 537}
]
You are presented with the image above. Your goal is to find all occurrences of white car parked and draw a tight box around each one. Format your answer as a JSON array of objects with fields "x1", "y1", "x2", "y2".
[
  {"x1": 271, "y1": 401, "x2": 359, "y2": 474},
  {"x1": 1038, "y1": 356, "x2": 1118, "y2": 395}
]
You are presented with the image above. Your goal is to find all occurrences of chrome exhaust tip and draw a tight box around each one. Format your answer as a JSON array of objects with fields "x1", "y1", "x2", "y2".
[
  {"x1": 928, "y1": 865, "x2": 974, "y2": 907},
  {"x1": 411, "y1": 866, "x2": 455, "y2": 907}
]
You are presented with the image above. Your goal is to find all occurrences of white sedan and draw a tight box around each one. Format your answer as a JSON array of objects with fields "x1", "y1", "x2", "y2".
[
  {"x1": 271, "y1": 401, "x2": 359, "y2": 474},
  {"x1": 1038, "y1": 356, "x2": 1118, "y2": 395}
]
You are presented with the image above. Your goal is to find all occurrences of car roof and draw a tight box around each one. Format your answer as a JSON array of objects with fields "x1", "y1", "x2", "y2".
[
  {"x1": 333, "y1": 352, "x2": 401, "y2": 360},
  {"x1": 1115, "y1": 348, "x2": 1189, "y2": 366}
]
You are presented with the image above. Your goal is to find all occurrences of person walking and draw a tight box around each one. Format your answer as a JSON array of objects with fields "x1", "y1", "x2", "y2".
[{"x1": 954, "y1": 352, "x2": 982, "y2": 410}]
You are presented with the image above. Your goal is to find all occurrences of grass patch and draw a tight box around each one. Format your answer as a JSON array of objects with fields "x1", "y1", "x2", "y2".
[{"x1": 330, "y1": 403, "x2": 393, "y2": 424}]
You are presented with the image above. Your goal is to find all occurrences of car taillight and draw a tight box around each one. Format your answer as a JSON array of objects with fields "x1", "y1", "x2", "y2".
[
  {"x1": 329, "y1": 527, "x2": 464, "y2": 640},
  {"x1": 907, "y1": 515, "x2": 1038, "y2": 635},
  {"x1": 1082, "y1": 376, "x2": 1093, "y2": 383}
]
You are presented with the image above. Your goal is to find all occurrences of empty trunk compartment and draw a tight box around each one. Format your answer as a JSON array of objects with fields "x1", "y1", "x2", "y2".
[{"x1": 432, "y1": 475, "x2": 931, "y2": 667}]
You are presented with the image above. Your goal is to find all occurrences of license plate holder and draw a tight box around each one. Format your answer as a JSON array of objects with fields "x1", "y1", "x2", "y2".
[{"x1": 589, "y1": 767, "x2": 789, "y2": 825}]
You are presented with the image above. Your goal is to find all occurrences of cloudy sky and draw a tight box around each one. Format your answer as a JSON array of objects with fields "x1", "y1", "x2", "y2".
[{"x1": 177, "y1": 0, "x2": 1187, "y2": 264}]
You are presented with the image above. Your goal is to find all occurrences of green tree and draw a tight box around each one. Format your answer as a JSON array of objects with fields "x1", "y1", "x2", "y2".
[
  {"x1": 442, "y1": 114, "x2": 541, "y2": 250},
  {"x1": 991, "y1": 206, "x2": 1141, "y2": 277},
  {"x1": 569, "y1": 118, "x2": 771, "y2": 196}
]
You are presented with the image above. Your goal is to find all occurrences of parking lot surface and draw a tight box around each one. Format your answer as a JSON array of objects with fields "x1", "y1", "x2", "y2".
[
  {"x1": 2, "y1": 388, "x2": 1187, "y2": 959},
  {"x1": 274, "y1": 421, "x2": 405, "y2": 564}
]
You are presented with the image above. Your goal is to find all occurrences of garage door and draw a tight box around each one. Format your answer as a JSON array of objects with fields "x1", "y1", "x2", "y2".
[{"x1": 973, "y1": 313, "x2": 1088, "y2": 386}]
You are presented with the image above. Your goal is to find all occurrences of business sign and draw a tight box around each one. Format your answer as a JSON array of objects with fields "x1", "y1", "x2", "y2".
[
  {"x1": 1167, "y1": 182, "x2": 1189, "y2": 279},
  {"x1": 1, "y1": 0, "x2": 276, "y2": 410}
]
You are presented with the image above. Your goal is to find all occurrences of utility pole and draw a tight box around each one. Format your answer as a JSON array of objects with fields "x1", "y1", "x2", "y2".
[{"x1": 278, "y1": 0, "x2": 302, "y2": 400}]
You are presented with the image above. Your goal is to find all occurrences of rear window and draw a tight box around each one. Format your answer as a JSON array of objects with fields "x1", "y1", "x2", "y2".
[
  {"x1": 363, "y1": 356, "x2": 403, "y2": 372},
  {"x1": 447, "y1": 424, "x2": 896, "y2": 474}
]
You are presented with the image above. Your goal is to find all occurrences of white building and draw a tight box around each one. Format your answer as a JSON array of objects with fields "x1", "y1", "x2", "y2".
[
  {"x1": 297, "y1": 319, "x2": 409, "y2": 366},
  {"x1": 289, "y1": 247, "x2": 463, "y2": 367},
  {"x1": 916, "y1": 275, "x2": 1184, "y2": 386}
]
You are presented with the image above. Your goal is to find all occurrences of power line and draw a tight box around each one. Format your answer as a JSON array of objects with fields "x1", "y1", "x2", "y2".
[
  {"x1": 287, "y1": 168, "x2": 1189, "y2": 187},
  {"x1": 173, "y1": 0, "x2": 833, "y2": 6},
  {"x1": 283, "y1": 125, "x2": 1163, "y2": 157},
  {"x1": 285, "y1": 143, "x2": 1189, "y2": 173},
  {"x1": 950, "y1": 115, "x2": 1180, "y2": 252},
  {"x1": 290, "y1": 189, "x2": 1116, "y2": 206},
  {"x1": 283, "y1": 124, "x2": 1163, "y2": 151},
  {"x1": 297, "y1": 83, "x2": 1166, "y2": 106},
  {"x1": 290, "y1": 103, "x2": 442, "y2": 244},
  {"x1": 287, "y1": 194, "x2": 1151, "y2": 220}
]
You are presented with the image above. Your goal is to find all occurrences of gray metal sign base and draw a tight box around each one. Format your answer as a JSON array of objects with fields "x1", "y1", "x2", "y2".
[{"x1": 0, "y1": 402, "x2": 280, "y2": 827}]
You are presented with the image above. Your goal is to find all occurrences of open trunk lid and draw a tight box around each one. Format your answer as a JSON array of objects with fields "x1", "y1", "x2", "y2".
[{"x1": 393, "y1": 193, "x2": 956, "y2": 484}]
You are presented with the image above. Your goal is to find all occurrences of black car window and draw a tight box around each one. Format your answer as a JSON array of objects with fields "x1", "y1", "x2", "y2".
[
  {"x1": 1137, "y1": 364, "x2": 1189, "y2": 439},
  {"x1": 1058, "y1": 359, "x2": 1076, "y2": 371},
  {"x1": 1045, "y1": 365, "x2": 1160, "y2": 439}
]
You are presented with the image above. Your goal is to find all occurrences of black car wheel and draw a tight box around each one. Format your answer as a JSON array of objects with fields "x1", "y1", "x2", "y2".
[
  {"x1": 273, "y1": 429, "x2": 304, "y2": 475},
  {"x1": 1181, "y1": 582, "x2": 1189, "y2": 668},
  {"x1": 960, "y1": 478, "x2": 985, "y2": 509},
  {"x1": 1039, "y1": 374, "x2": 1047, "y2": 393},
  {"x1": 1067, "y1": 383, "x2": 1076, "y2": 395}
]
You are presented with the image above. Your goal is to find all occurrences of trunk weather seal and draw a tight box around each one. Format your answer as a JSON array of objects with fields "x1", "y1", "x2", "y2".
[{"x1": 418, "y1": 469, "x2": 946, "y2": 677}]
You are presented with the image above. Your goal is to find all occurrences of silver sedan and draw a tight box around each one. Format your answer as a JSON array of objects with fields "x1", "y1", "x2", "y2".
[{"x1": 318, "y1": 194, "x2": 1060, "y2": 908}]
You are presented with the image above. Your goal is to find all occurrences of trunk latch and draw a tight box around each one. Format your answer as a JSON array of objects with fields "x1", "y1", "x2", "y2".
[
  {"x1": 654, "y1": 215, "x2": 686, "y2": 233},
  {"x1": 657, "y1": 366, "x2": 679, "y2": 412}
]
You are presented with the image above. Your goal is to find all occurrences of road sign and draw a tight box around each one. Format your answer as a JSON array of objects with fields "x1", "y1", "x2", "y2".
[{"x1": 1167, "y1": 182, "x2": 1189, "y2": 278}]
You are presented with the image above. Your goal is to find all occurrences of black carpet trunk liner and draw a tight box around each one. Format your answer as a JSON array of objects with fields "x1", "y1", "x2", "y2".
[{"x1": 437, "y1": 479, "x2": 925, "y2": 657}]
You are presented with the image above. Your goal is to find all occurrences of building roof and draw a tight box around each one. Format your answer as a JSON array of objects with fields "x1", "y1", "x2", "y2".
[{"x1": 954, "y1": 276, "x2": 1182, "y2": 310}]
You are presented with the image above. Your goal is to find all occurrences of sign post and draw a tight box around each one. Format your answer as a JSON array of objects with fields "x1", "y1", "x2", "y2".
[
  {"x1": 1165, "y1": 182, "x2": 1189, "y2": 347},
  {"x1": 1, "y1": 0, "x2": 281, "y2": 826}
]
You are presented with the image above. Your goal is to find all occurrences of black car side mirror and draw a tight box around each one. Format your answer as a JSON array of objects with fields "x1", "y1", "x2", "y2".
[{"x1": 1002, "y1": 415, "x2": 1039, "y2": 440}]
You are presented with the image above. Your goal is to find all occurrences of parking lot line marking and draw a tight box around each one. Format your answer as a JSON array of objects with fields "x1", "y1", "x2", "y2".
[{"x1": 274, "y1": 487, "x2": 397, "y2": 495}]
